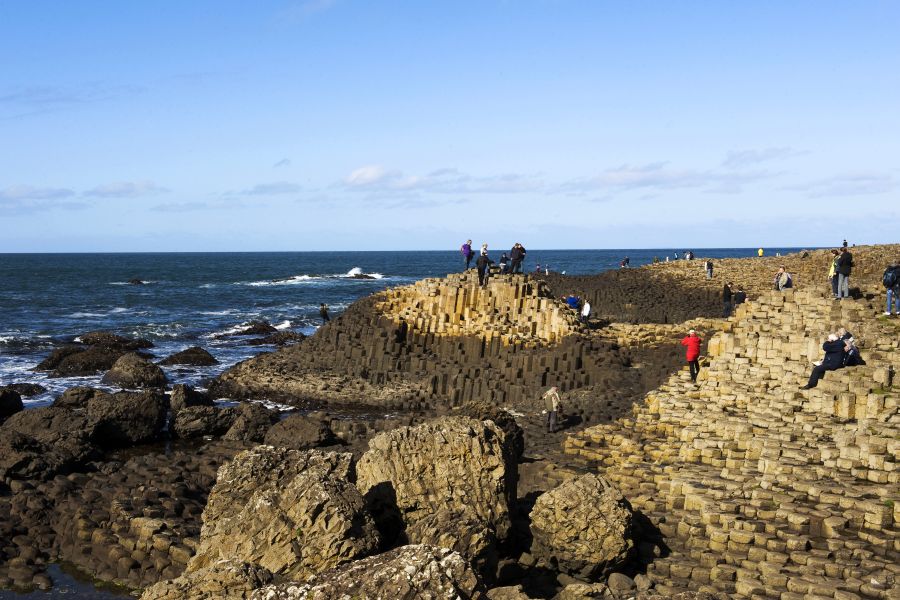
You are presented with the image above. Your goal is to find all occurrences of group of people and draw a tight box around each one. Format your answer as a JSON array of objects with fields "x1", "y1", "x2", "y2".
[
  {"x1": 460, "y1": 240, "x2": 529, "y2": 286},
  {"x1": 801, "y1": 328, "x2": 864, "y2": 389},
  {"x1": 721, "y1": 282, "x2": 747, "y2": 317},
  {"x1": 562, "y1": 294, "x2": 591, "y2": 323},
  {"x1": 827, "y1": 245, "x2": 854, "y2": 299}
]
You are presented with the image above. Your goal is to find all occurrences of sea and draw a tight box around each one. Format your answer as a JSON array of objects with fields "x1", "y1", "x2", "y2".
[{"x1": 0, "y1": 248, "x2": 810, "y2": 412}]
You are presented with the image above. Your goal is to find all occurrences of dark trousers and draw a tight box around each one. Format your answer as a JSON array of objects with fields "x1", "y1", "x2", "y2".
[
  {"x1": 831, "y1": 275, "x2": 839, "y2": 297},
  {"x1": 465, "y1": 255, "x2": 473, "y2": 270},
  {"x1": 688, "y1": 360, "x2": 700, "y2": 382},
  {"x1": 806, "y1": 364, "x2": 837, "y2": 388},
  {"x1": 510, "y1": 258, "x2": 523, "y2": 274},
  {"x1": 545, "y1": 410, "x2": 558, "y2": 433},
  {"x1": 477, "y1": 268, "x2": 487, "y2": 285},
  {"x1": 723, "y1": 301, "x2": 732, "y2": 318}
]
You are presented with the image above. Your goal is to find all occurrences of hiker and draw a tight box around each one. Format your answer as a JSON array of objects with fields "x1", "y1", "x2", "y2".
[
  {"x1": 774, "y1": 266, "x2": 793, "y2": 291},
  {"x1": 883, "y1": 262, "x2": 900, "y2": 316},
  {"x1": 734, "y1": 287, "x2": 747, "y2": 306},
  {"x1": 836, "y1": 247, "x2": 853, "y2": 298},
  {"x1": 681, "y1": 329, "x2": 702, "y2": 383},
  {"x1": 581, "y1": 300, "x2": 591, "y2": 323},
  {"x1": 319, "y1": 303, "x2": 330, "y2": 323},
  {"x1": 499, "y1": 252, "x2": 510, "y2": 274},
  {"x1": 542, "y1": 386, "x2": 562, "y2": 433},
  {"x1": 723, "y1": 282, "x2": 733, "y2": 317},
  {"x1": 705, "y1": 259, "x2": 713, "y2": 279},
  {"x1": 827, "y1": 249, "x2": 840, "y2": 298},
  {"x1": 509, "y1": 243, "x2": 526, "y2": 274},
  {"x1": 460, "y1": 239, "x2": 474, "y2": 270},
  {"x1": 758, "y1": 248, "x2": 764, "y2": 257},
  {"x1": 801, "y1": 334, "x2": 846, "y2": 389},
  {"x1": 475, "y1": 247, "x2": 493, "y2": 286},
  {"x1": 566, "y1": 295, "x2": 580, "y2": 310}
]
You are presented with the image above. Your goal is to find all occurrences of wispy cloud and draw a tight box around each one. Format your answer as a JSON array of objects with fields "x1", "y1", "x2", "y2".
[
  {"x1": 343, "y1": 165, "x2": 545, "y2": 195},
  {"x1": 273, "y1": 158, "x2": 292, "y2": 168},
  {"x1": 83, "y1": 181, "x2": 168, "y2": 198},
  {"x1": 0, "y1": 82, "x2": 144, "y2": 119},
  {"x1": 238, "y1": 182, "x2": 302, "y2": 196},
  {"x1": 0, "y1": 185, "x2": 83, "y2": 213},
  {"x1": 561, "y1": 162, "x2": 774, "y2": 195},
  {"x1": 722, "y1": 147, "x2": 804, "y2": 168},
  {"x1": 783, "y1": 173, "x2": 896, "y2": 198}
]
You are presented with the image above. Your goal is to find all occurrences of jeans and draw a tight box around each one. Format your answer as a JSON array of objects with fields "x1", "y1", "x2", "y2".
[
  {"x1": 465, "y1": 255, "x2": 473, "y2": 270},
  {"x1": 706, "y1": 269, "x2": 713, "y2": 279},
  {"x1": 831, "y1": 275, "x2": 839, "y2": 297},
  {"x1": 723, "y1": 301, "x2": 732, "y2": 318},
  {"x1": 888, "y1": 287, "x2": 900, "y2": 314},
  {"x1": 688, "y1": 360, "x2": 700, "y2": 382},
  {"x1": 838, "y1": 274, "x2": 850, "y2": 298},
  {"x1": 545, "y1": 410, "x2": 558, "y2": 432}
]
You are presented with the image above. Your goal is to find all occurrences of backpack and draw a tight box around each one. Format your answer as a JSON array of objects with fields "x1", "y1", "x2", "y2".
[
  {"x1": 884, "y1": 267, "x2": 899, "y2": 289},
  {"x1": 783, "y1": 273, "x2": 793, "y2": 288}
]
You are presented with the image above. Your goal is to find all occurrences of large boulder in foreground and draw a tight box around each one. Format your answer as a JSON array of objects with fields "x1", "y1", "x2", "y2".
[
  {"x1": 356, "y1": 416, "x2": 515, "y2": 541},
  {"x1": 250, "y1": 545, "x2": 486, "y2": 600},
  {"x1": 0, "y1": 388, "x2": 23, "y2": 424},
  {"x1": 529, "y1": 473, "x2": 634, "y2": 580},
  {"x1": 101, "y1": 352, "x2": 168, "y2": 388},
  {"x1": 159, "y1": 346, "x2": 218, "y2": 366},
  {"x1": 188, "y1": 446, "x2": 380, "y2": 580},
  {"x1": 140, "y1": 559, "x2": 272, "y2": 600},
  {"x1": 0, "y1": 406, "x2": 98, "y2": 480},
  {"x1": 88, "y1": 390, "x2": 168, "y2": 448},
  {"x1": 263, "y1": 413, "x2": 336, "y2": 450}
]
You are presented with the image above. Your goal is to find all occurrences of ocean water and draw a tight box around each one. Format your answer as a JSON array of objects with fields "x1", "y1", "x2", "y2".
[{"x1": 0, "y1": 248, "x2": 807, "y2": 408}]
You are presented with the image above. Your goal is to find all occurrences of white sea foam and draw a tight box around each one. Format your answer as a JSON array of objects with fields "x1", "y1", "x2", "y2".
[
  {"x1": 341, "y1": 267, "x2": 384, "y2": 279},
  {"x1": 199, "y1": 309, "x2": 235, "y2": 316},
  {"x1": 274, "y1": 320, "x2": 291, "y2": 330},
  {"x1": 68, "y1": 312, "x2": 106, "y2": 318},
  {"x1": 246, "y1": 274, "x2": 317, "y2": 287}
]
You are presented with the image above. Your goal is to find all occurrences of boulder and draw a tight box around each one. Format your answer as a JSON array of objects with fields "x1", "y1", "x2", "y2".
[
  {"x1": 486, "y1": 586, "x2": 533, "y2": 600},
  {"x1": 88, "y1": 390, "x2": 168, "y2": 448},
  {"x1": 173, "y1": 406, "x2": 238, "y2": 439},
  {"x1": 53, "y1": 386, "x2": 111, "y2": 409},
  {"x1": 159, "y1": 347, "x2": 219, "y2": 366},
  {"x1": 78, "y1": 331, "x2": 153, "y2": 349},
  {"x1": 127, "y1": 278, "x2": 145, "y2": 285},
  {"x1": 222, "y1": 402, "x2": 279, "y2": 442},
  {"x1": 556, "y1": 583, "x2": 612, "y2": 599},
  {"x1": 404, "y1": 507, "x2": 497, "y2": 581},
  {"x1": 356, "y1": 416, "x2": 515, "y2": 541},
  {"x1": 2, "y1": 383, "x2": 46, "y2": 397},
  {"x1": 246, "y1": 332, "x2": 306, "y2": 346},
  {"x1": 263, "y1": 413, "x2": 336, "y2": 449},
  {"x1": 0, "y1": 388, "x2": 24, "y2": 423},
  {"x1": 0, "y1": 407, "x2": 98, "y2": 480},
  {"x1": 529, "y1": 474, "x2": 633, "y2": 580},
  {"x1": 228, "y1": 321, "x2": 277, "y2": 336},
  {"x1": 188, "y1": 447, "x2": 379, "y2": 580},
  {"x1": 169, "y1": 384, "x2": 214, "y2": 414},
  {"x1": 140, "y1": 559, "x2": 272, "y2": 600},
  {"x1": 101, "y1": 353, "x2": 168, "y2": 388},
  {"x1": 250, "y1": 545, "x2": 486, "y2": 600}
]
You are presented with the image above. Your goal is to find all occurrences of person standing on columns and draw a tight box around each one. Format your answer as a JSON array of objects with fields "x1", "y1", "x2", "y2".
[
  {"x1": 460, "y1": 239, "x2": 474, "y2": 270},
  {"x1": 542, "y1": 386, "x2": 562, "y2": 433},
  {"x1": 836, "y1": 246, "x2": 853, "y2": 299},
  {"x1": 681, "y1": 329, "x2": 702, "y2": 383}
]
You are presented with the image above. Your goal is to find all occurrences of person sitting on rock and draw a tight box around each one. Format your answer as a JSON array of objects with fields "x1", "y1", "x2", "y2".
[
  {"x1": 542, "y1": 386, "x2": 562, "y2": 433},
  {"x1": 801, "y1": 334, "x2": 845, "y2": 389},
  {"x1": 774, "y1": 266, "x2": 793, "y2": 291},
  {"x1": 681, "y1": 330, "x2": 702, "y2": 382}
]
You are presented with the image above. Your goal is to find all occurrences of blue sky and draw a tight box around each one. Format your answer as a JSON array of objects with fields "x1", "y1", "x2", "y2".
[{"x1": 1, "y1": 0, "x2": 898, "y2": 251}]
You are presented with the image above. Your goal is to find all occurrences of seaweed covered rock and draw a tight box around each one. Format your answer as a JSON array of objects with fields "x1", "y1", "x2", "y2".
[
  {"x1": 356, "y1": 416, "x2": 515, "y2": 542},
  {"x1": 140, "y1": 559, "x2": 273, "y2": 600},
  {"x1": 263, "y1": 413, "x2": 336, "y2": 450},
  {"x1": 101, "y1": 352, "x2": 168, "y2": 388},
  {"x1": 529, "y1": 474, "x2": 633, "y2": 580},
  {"x1": 0, "y1": 388, "x2": 23, "y2": 424},
  {"x1": 172, "y1": 406, "x2": 238, "y2": 439},
  {"x1": 188, "y1": 446, "x2": 379, "y2": 580},
  {"x1": 250, "y1": 545, "x2": 486, "y2": 600},
  {"x1": 159, "y1": 346, "x2": 218, "y2": 366},
  {"x1": 88, "y1": 390, "x2": 168, "y2": 448},
  {"x1": 0, "y1": 406, "x2": 98, "y2": 480}
]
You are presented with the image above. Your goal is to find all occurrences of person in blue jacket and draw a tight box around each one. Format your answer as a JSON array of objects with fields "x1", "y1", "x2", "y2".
[{"x1": 800, "y1": 334, "x2": 845, "y2": 389}]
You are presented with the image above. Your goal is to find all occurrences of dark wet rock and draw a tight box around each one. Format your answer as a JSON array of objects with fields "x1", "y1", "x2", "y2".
[
  {"x1": 170, "y1": 384, "x2": 214, "y2": 415},
  {"x1": 2, "y1": 383, "x2": 46, "y2": 397},
  {"x1": 245, "y1": 331, "x2": 306, "y2": 346},
  {"x1": 34, "y1": 345, "x2": 85, "y2": 371},
  {"x1": 88, "y1": 390, "x2": 168, "y2": 448},
  {"x1": 127, "y1": 278, "x2": 145, "y2": 285},
  {"x1": 78, "y1": 330, "x2": 153, "y2": 350},
  {"x1": 222, "y1": 402, "x2": 279, "y2": 442},
  {"x1": 159, "y1": 346, "x2": 218, "y2": 366},
  {"x1": 250, "y1": 545, "x2": 486, "y2": 600},
  {"x1": 0, "y1": 406, "x2": 98, "y2": 480},
  {"x1": 349, "y1": 273, "x2": 376, "y2": 280},
  {"x1": 263, "y1": 413, "x2": 336, "y2": 449},
  {"x1": 173, "y1": 406, "x2": 238, "y2": 439},
  {"x1": 0, "y1": 388, "x2": 24, "y2": 424},
  {"x1": 53, "y1": 386, "x2": 111, "y2": 409},
  {"x1": 228, "y1": 321, "x2": 277, "y2": 336},
  {"x1": 101, "y1": 353, "x2": 168, "y2": 388}
]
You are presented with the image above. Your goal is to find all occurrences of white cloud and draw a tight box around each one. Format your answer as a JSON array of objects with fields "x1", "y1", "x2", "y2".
[
  {"x1": 0, "y1": 185, "x2": 75, "y2": 201},
  {"x1": 562, "y1": 162, "x2": 774, "y2": 195},
  {"x1": 84, "y1": 181, "x2": 168, "y2": 198},
  {"x1": 238, "y1": 182, "x2": 302, "y2": 196},
  {"x1": 722, "y1": 147, "x2": 804, "y2": 168},
  {"x1": 783, "y1": 173, "x2": 896, "y2": 198},
  {"x1": 343, "y1": 165, "x2": 545, "y2": 195}
]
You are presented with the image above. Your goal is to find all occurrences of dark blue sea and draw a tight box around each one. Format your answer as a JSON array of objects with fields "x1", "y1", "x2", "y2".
[{"x1": 0, "y1": 248, "x2": 807, "y2": 411}]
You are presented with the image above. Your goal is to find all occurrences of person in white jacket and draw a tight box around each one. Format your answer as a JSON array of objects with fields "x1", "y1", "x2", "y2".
[{"x1": 580, "y1": 301, "x2": 591, "y2": 324}]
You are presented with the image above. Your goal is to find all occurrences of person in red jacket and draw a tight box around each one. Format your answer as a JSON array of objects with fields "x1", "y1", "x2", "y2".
[{"x1": 681, "y1": 329, "x2": 702, "y2": 382}]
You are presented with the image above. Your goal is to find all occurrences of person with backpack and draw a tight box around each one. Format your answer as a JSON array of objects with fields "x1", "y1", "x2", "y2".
[
  {"x1": 774, "y1": 266, "x2": 793, "y2": 291},
  {"x1": 460, "y1": 240, "x2": 474, "y2": 270},
  {"x1": 836, "y1": 247, "x2": 853, "y2": 298},
  {"x1": 542, "y1": 386, "x2": 562, "y2": 433},
  {"x1": 680, "y1": 329, "x2": 702, "y2": 383},
  {"x1": 884, "y1": 262, "x2": 900, "y2": 315}
]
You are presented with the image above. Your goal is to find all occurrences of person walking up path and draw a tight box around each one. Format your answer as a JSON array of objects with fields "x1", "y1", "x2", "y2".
[
  {"x1": 883, "y1": 262, "x2": 900, "y2": 315},
  {"x1": 542, "y1": 386, "x2": 562, "y2": 433},
  {"x1": 681, "y1": 329, "x2": 702, "y2": 383},
  {"x1": 836, "y1": 247, "x2": 853, "y2": 298}
]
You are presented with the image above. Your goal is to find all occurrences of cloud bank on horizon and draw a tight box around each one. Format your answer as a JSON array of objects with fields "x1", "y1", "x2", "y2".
[{"x1": 0, "y1": 0, "x2": 897, "y2": 251}]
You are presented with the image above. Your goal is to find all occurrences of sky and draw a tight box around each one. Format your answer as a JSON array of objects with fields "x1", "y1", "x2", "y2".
[{"x1": 1, "y1": 0, "x2": 898, "y2": 252}]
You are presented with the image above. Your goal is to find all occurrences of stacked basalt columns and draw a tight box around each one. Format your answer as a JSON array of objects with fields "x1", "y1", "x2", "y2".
[{"x1": 564, "y1": 287, "x2": 899, "y2": 598}]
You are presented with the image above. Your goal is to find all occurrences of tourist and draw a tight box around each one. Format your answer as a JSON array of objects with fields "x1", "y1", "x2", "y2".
[
  {"x1": 499, "y1": 252, "x2": 510, "y2": 274},
  {"x1": 842, "y1": 239, "x2": 848, "y2": 248},
  {"x1": 836, "y1": 247, "x2": 853, "y2": 299},
  {"x1": 509, "y1": 243, "x2": 526, "y2": 274},
  {"x1": 535, "y1": 263, "x2": 542, "y2": 273},
  {"x1": 734, "y1": 287, "x2": 747, "y2": 306},
  {"x1": 620, "y1": 256, "x2": 630, "y2": 268},
  {"x1": 542, "y1": 386, "x2": 562, "y2": 433},
  {"x1": 319, "y1": 303, "x2": 330, "y2": 323},
  {"x1": 460, "y1": 239, "x2": 474, "y2": 270},
  {"x1": 774, "y1": 266, "x2": 793, "y2": 291},
  {"x1": 883, "y1": 262, "x2": 900, "y2": 316},
  {"x1": 758, "y1": 248, "x2": 764, "y2": 257},
  {"x1": 723, "y1": 282, "x2": 733, "y2": 317},
  {"x1": 580, "y1": 300, "x2": 591, "y2": 323},
  {"x1": 680, "y1": 329, "x2": 702, "y2": 383},
  {"x1": 475, "y1": 247, "x2": 493, "y2": 287},
  {"x1": 566, "y1": 294, "x2": 580, "y2": 310},
  {"x1": 544, "y1": 264, "x2": 550, "y2": 275},
  {"x1": 705, "y1": 259, "x2": 713, "y2": 279},
  {"x1": 842, "y1": 334, "x2": 864, "y2": 367},
  {"x1": 827, "y1": 249, "x2": 840, "y2": 298},
  {"x1": 800, "y1": 334, "x2": 845, "y2": 389}
]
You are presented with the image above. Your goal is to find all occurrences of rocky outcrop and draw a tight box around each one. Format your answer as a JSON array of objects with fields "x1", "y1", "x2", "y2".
[
  {"x1": 1, "y1": 383, "x2": 45, "y2": 397},
  {"x1": 140, "y1": 559, "x2": 273, "y2": 600},
  {"x1": 356, "y1": 416, "x2": 515, "y2": 542},
  {"x1": 78, "y1": 331, "x2": 153, "y2": 349},
  {"x1": 159, "y1": 347, "x2": 218, "y2": 366},
  {"x1": 35, "y1": 332, "x2": 154, "y2": 377},
  {"x1": 0, "y1": 407, "x2": 98, "y2": 480},
  {"x1": 0, "y1": 388, "x2": 23, "y2": 424},
  {"x1": 250, "y1": 545, "x2": 486, "y2": 600},
  {"x1": 188, "y1": 447, "x2": 379, "y2": 580},
  {"x1": 246, "y1": 332, "x2": 306, "y2": 346},
  {"x1": 87, "y1": 390, "x2": 167, "y2": 448},
  {"x1": 221, "y1": 402, "x2": 279, "y2": 442},
  {"x1": 404, "y1": 507, "x2": 497, "y2": 581},
  {"x1": 173, "y1": 406, "x2": 238, "y2": 439},
  {"x1": 53, "y1": 386, "x2": 110, "y2": 409},
  {"x1": 262, "y1": 413, "x2": 336, "y2": 449},
  {"x1": 169, "y1": 384, "x2": 214, "y2": 414},
  {"x1": 224, "y1": 321, "x2": 278, "y2": 337},
  {"x1": 101, "y1": 353, "x2": 168, "y2": 388},
  {"x1": 529, "y1": 474, "x2": 634, "y2": 580}
]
